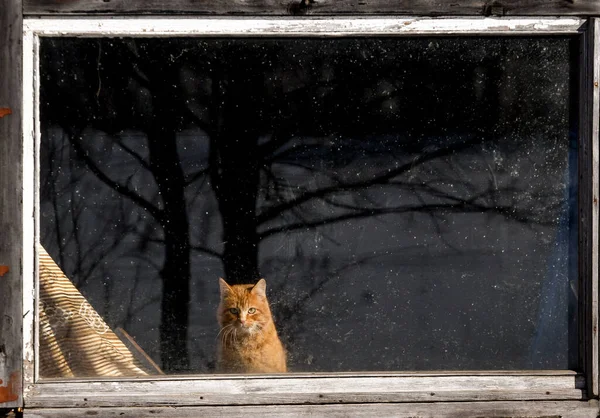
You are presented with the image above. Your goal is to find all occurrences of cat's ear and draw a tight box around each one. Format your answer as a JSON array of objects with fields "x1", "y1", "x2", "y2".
[
  {"x1": 219, "y1": 278, "x2": 232, "y2": 297},
  {"x1": 251, "y1": 278, "x2": 267, "y2": 297}
]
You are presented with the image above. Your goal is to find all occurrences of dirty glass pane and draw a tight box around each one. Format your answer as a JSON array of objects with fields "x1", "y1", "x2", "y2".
[{"x1": 38, "y1": 36, "x2": 578, "y2": 376}]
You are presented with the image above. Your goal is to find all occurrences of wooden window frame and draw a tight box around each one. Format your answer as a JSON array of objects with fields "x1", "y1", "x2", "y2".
[{"x1": 0, "y1": 11, "x2": 598, "y2": 417}]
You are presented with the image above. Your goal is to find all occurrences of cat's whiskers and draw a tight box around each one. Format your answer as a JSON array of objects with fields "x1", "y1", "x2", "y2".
[
  {"x1": 230, "y1": 327, "x2": 239, "y2": 348},
  {"x1": 219, "y1": 324, "x2": 237, "y2": 349},
  {"x1": 223, "y1": 325, "x2": 234, "y2": 348},
  {"x1": 217, "y1": 324, "x2": 233, "y2": 341},
  {"x1": 218, "y1": 328, "x2": 227, "y2": 348},
  {"x1": 229, "y1": 329, "x2": 236, "y2": 348}
]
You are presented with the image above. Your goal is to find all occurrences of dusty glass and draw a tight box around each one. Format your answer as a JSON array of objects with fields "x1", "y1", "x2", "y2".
[{"x1": 38, "y1": 36, "x2": 578, "y2": 376}]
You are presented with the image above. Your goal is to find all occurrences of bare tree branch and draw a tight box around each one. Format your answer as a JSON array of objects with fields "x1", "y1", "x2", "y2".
[
  {"x1": 110, "y1": 134, "x2": 153, "y2": 172},
  {"x1": 259, "y1": 200, "x2": 549, "y2": 240},
  {"x1": 257, "y1": 138, "x2": 480, "y2": 225},
  {"x1": 68, "y1": 130, "x2": 164, "y2": 222}
]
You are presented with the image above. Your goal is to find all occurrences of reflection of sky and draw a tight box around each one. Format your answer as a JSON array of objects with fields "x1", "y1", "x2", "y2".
[
  {"x1": 39, "y1": 36, "x2": 577, "y2": 373},
  {"x1": 530, "y1": 130, "x2": 578, "y2": 369}
]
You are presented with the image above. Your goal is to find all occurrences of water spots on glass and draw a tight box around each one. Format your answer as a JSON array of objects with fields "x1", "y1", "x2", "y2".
[{"x1": 38, "y1": 36, "x2": 577, "y2": 375}]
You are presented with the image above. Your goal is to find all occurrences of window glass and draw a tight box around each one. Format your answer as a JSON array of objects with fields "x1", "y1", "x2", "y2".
[{"x1": 39, "y1": 36, "x2": 578, "y2": 376}]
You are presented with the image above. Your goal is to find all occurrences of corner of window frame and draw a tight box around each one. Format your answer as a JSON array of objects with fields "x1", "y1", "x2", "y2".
[{"x1": 2, "y1": 12, "x2": 598, "y2": 417}]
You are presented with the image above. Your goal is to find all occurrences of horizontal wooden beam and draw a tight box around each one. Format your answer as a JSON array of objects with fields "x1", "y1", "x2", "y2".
[
  {"x1": 25, "y1": 374, "x2": 583, "y2": 408},
  {"x1": 22, "y1": 17, "x2": 587, "y2": 37},
  {"x1": 22, "y1": 400, "x2": 600, "y2": 418},
  {"x1": 22, "y1": 0, "x2": 600, "y2": 17}
]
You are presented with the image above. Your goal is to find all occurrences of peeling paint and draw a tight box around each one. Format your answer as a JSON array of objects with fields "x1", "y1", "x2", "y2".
[
  {"x1": 0, "y1": 266, "x2": 9, "y2": 276},
  {"x1": 0, "y1": 371, "x2": 20, "y2": 403},
  {"x1": 0, "y1": 108, "x2": 12, "y2": 118}
]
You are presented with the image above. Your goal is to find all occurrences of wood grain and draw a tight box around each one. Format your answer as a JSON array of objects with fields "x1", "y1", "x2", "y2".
[
  {"x1": 22, "y1": 17, "x2": 586, "y2": 36},
  {"x1": 0, "y1": 0, "x2": 23, "y2": 409},
  {"x1": 22, "y1": 0, "x2": 600, "y2": 16},
  {"x1": 578, "y1": 17, "x2": 600, "y2": 399},
  {"x1": 18, "y1": 3, "x2": 600, "y2": 415},
  {"x1": 23, "y1": 400, "x2": 600, "y2": 418},
  {"x1": 588, "y1": 17, "x2": 600, "y2": 401},
  {"x1": 25, "y1": 374, "x2": 583, "y2": 408}
]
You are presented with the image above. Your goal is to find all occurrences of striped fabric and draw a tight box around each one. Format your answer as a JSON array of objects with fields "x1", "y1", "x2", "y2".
[{"x1": 39, "y1": 246, "x2": 152, "y2": 377}]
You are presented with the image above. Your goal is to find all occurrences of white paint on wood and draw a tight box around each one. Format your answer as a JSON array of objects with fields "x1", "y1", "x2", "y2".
[
  {"x1": 22, "y1": 400, "x2": 600, "y2": 418},
  {"x1": 19, "y1": 15, "x2": 599, "y2": 414},
  {"x1": 25, "y1": 374, "x2": 584, "y2": 407},
  {"x1": 23, "y1": 17, "x2": 586, "y2": 37},
  {"x1": 22, "y1": 29, "x2": 38, "y2": 390}
]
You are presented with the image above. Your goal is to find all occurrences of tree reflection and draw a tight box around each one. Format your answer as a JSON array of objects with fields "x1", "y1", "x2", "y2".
[{"x1": 40, "y1": 37, "x2": 575, "y2": 372}]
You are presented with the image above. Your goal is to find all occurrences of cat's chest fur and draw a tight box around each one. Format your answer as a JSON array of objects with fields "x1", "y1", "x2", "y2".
[{"x1": 218, "y1": 330, "x2": 286, "y2": 373}]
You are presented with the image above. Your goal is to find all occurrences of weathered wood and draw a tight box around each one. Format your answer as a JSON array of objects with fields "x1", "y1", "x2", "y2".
[
  {"x1": 0, "y1": 0, "x2": 24, "y2": 409},
  {"x1": 22, "y1": 400, "x2": 600, "y2": 418},
  {"x1": 22, "y1": 16, "x2": 586, "y2": 37},
  {"x1": 578, "y1": 17, "x2": 600, "y2": 399},
  {"x1": 21, "y1": 0, "x2": 600, "y2": 17},
  {"x1": 21, "y1": 28, "x2": 38, "y2": 391},
  {"x1": 19, "y1": 11, "x2": 600, "y2": 416},
  {"x1": 25, "y1": 374, "x2": 583, "y2": 408},
  {"x1": 590, "y1": 17, "x2": 600, "y2": 401}
]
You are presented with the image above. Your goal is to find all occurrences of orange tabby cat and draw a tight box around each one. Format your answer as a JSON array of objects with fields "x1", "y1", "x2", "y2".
[{"x1": 216, "y1": 278, "x2": 287, "y2": 373}]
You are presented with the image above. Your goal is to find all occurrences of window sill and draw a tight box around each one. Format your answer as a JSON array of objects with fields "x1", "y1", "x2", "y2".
[
  {"x1": 25, "y1": 371, "x2": 584, "y2": 408},
  {"x1": 23, "y1": 400, "x2": 600, "y2": 418}
]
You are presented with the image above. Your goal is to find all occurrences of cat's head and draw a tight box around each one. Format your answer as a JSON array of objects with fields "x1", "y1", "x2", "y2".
[{"x1": 217, "y1": 278, "x2": 272, "y2": 335}]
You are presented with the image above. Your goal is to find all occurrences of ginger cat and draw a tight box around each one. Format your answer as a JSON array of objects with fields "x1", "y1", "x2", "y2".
[{"x1": 216, "y1": 278, "x2": 287, "y2": 373}]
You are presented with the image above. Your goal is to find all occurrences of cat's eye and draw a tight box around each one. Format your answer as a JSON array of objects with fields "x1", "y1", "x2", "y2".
[
  {"x1": 229, "y1": 308, "x2": 239, "y2": 315},
  {"x1": 248, "y1": 307, "x2": 256, "y2": 314}
]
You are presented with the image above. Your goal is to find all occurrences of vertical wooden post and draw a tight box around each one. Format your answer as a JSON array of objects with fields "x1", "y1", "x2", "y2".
[
  {"x1": 591, "y1": 18, "x2": 600, "y2": 400},
  {"x1": 580, "y1": 17, "x2": 600, "y2": 399},
  {"x1": 0, "y1": 0, "x2": 24, "y2": 409}
]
